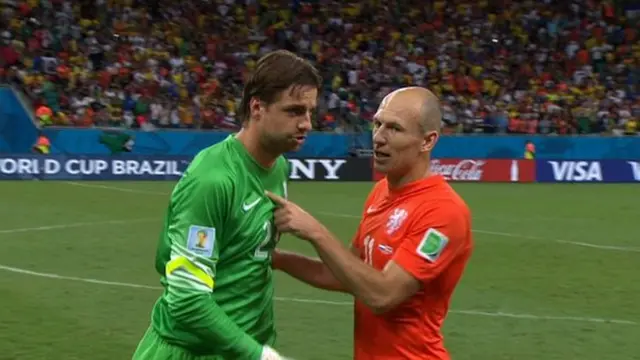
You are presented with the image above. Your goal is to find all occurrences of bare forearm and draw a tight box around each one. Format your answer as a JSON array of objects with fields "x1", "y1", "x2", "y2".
[
  {"x1": 309, "y1": 228, "x2": 387, "y2": 308},
  {"x1": 274, "y1": 250, "x2": 349, "y2": 293}
]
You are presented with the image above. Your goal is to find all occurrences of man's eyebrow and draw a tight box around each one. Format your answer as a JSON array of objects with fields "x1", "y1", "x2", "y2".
[
  {"x1": 373, "y1": 115, "x2": 405, "y2": 129},
  {"x1": 282, "y1": 104, "x2": 316, "y2": 110}
]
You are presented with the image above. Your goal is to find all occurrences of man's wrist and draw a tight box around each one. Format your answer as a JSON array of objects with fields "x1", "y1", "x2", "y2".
[
  {"x1": 307, "y1": 224, "x2": 331, "y2": 245},
  {"x1": 271, "y1": 249, "x2": 281, "y2": 270}
]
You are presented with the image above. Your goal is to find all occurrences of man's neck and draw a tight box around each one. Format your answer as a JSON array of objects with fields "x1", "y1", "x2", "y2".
[
  {"x1": 386, "y1": 160, "x2": 432, "y2": 190},
  {"x1": 235, "y1": 127, "x2": 279, "y2": 169}
]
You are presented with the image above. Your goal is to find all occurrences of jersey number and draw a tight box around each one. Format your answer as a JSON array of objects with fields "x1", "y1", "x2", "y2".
[
  {"x1": 363, "y1": 236, "x2": 375, "y2": 265},
  {"x1": 254, "y1": 220, "x2": 275, "y2": 260}
]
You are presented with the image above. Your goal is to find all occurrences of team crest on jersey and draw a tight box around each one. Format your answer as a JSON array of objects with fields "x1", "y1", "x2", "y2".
[
  {"x1": 386, "y1": 208, "x2": 408, "y2": 235},
  {"x1": 187, "y1": 225, "x2": 215, "y2": 257}
]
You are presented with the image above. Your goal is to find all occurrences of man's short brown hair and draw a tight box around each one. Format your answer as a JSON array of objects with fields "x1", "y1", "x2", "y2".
[{"x1": 239, "y1": 50, "x2": 322, "y2": 122}]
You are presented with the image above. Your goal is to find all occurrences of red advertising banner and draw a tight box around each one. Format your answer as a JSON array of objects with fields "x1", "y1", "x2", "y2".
[{"x1": 373, "y1": 159, "x2": 536, "y2": 183}]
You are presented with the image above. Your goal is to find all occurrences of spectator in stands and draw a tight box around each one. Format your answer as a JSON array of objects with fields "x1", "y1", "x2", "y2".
[{"x1": 0, "y1": 0, "x2": 638, "y2": 137}]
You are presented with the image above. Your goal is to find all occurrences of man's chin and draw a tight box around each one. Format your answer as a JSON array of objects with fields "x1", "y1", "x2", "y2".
[
  {"x1": 286, "y1": 140, "x2": 305, "y2": 152},
  {"x1": 373, "y1": 163, "x2": 389, "y2": 173}
]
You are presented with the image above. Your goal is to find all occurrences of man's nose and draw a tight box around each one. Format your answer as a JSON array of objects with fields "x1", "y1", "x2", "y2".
[
  {"x1": 372, "y1": 127, "x2": 387, "y2": 146},
  {"x1": 298, "y1": 113, "x2": 312, "y2": 131}
]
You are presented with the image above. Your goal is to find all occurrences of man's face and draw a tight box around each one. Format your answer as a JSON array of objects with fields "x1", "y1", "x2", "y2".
[
  {"x1": 252, "y1": 85, "x2": 317, "y2": 154},
  {"x1": 197, "y1": 231, "x2": 207, "y2": 246},
  {"x1": 372, "y1": 102, "x2": 437, "y2": 176}
]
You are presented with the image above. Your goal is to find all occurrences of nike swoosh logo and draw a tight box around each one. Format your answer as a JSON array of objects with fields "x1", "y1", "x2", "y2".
[
  {"x1": 366, "y1": 206, "x2": 377, "y2": 214},
  {"x1": 242, "y1": 198, "x2": 261, "y2": 212}
]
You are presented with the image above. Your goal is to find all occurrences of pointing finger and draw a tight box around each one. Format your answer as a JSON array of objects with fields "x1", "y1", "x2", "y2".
[{"x1": 265, "y1": 190, "x2": 287, "y2": 206}]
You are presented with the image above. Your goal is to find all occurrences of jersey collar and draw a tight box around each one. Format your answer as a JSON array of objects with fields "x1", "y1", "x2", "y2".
[{"x1": 228, "y1": 134, "x2": 277, "y2": 176}]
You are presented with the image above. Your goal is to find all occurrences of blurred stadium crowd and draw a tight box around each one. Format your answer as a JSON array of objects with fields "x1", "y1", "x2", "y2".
[{"x1": 0, "y1": 0, "x2": 638, "y2": 135}]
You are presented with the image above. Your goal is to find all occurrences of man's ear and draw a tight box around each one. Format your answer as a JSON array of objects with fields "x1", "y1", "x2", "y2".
[
  {"x1": 421, "y1": 131, "x2": 439, "y2": 153},
  {"x1": 249, "y1": 97, "x2": 262, "y2": 121}
]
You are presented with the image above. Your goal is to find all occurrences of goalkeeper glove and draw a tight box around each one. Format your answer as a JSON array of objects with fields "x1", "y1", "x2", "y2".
[{"x1": 260, "y1": 345, "x2": 292, "y2": 360}]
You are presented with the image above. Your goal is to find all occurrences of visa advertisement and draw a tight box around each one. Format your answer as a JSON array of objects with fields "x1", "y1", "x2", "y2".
[{"x1": 536, "y1": 160, "x2": 640, "y2": 183}]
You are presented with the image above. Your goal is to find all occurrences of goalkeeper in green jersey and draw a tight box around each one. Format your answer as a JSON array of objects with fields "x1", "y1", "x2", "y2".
[{"x1": 132, "y1": 50, "x2": 321, "y2": 360}]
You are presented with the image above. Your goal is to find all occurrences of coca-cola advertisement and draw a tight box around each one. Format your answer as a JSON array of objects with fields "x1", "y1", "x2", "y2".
[{"x1": 373, "y1": 159, "x2": 536, "y2": 183}]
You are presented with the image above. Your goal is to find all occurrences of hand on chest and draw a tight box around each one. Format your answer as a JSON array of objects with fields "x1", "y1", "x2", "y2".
[{"x1": 357, "y1": 204, "x2": 413, "y2": 270}]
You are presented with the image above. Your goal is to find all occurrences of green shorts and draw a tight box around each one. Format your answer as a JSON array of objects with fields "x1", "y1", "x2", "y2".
[{"x1": 132, "y1": 327, "x2": 223, "y2": 360}]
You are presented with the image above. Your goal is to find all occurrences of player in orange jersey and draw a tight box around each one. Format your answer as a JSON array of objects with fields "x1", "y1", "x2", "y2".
[{"x1": 266, "y1": 86, "x2": 473, "y2": 360}]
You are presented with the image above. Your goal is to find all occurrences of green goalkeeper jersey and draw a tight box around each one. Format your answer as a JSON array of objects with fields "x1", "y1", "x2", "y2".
[{"x1": 148, "y1": 135, "x2": 289, "y2": 359}]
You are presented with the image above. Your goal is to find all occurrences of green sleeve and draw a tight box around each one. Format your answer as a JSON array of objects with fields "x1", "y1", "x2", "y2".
[{"x1": 164, "y1": 173, "x2": 263, "y2": 360}]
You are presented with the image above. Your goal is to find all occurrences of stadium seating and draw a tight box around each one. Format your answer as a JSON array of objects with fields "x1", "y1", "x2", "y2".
[{"x1": 0, "y1": 0, "x2": 638, "y2": 135}]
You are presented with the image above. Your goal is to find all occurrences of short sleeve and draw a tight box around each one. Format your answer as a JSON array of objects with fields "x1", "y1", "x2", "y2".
[
  {"x1": 392, "y1": 204, "x2": 470, "y2": 283},
  {"x1": 165, "y1": 173, "x2": 233, "y2": 292}
]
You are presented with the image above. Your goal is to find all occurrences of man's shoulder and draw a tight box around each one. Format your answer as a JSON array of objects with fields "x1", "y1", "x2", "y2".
[
  {"x1": 407, "y1": 184, "x2": 470, "y2": 223},
  {"x1": 436, "y1": 182, "x2": 470, "y2": 216},
  {"x1": 196, "y1": 137, "x2": 235, "y2": 161},
  {"x1": 421, "y1": 179, "x2": 468, "y2": 207},
  {"x1": 369, "y1": 178, "x2": 389, "y2": 198},
  {"x1": 187, "y1": 140, "x2": 237, "y2": 179},
  {"x1": 372, "y1": 178, "x2": 388, "y2": 193},
  {"x1": 179, "y1": 150, "x2": 236, "y2": 194}
]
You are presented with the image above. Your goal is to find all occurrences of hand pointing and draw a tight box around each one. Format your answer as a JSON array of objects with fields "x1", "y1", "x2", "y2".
[{"x1": 265, "y1": 191, "x2": 325, "y2": 241}]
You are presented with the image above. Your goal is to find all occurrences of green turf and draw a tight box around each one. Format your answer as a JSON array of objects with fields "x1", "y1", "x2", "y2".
[{"x1": 0, "y1": 181, "x2": 638, "y2": 360}]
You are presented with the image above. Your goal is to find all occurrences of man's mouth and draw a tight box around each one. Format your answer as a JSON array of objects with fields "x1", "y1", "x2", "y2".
[{"x1": 374, "y1": 150, "x2": 390, "y2": 159}]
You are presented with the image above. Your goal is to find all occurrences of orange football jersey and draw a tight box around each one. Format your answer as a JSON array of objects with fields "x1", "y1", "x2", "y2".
[{"x1": 352, "y1": 175, "x2": 473, "y2": 360}]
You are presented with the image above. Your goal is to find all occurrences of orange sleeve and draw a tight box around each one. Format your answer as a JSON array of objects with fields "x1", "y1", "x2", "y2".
[{"x1": 392, "y1": 203, "x2": 470, "y2": 283}]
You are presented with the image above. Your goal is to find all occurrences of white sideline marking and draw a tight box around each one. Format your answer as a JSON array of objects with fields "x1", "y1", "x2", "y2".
[
  {"x1": 63, "y1": 182, "x2": 640, "y2": 253},
  {"x1": 0, "y1": 264, "x2": 161, "y2": 290},
  {"x1": 65, "y1": 181, "x2": 166, "y2": 195},
  {"x1": 0, "y1": 218, "x2": 156, "y2": 234},
  {"x1": 447, "y1": 310, "x2": 637, "y2": 325},
  {"x1": 472, "y1": 229, "x2": 640, "y2": 253},
  {"x1": 0, "y1": 263, "x2": 635, "y2": 326}
]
